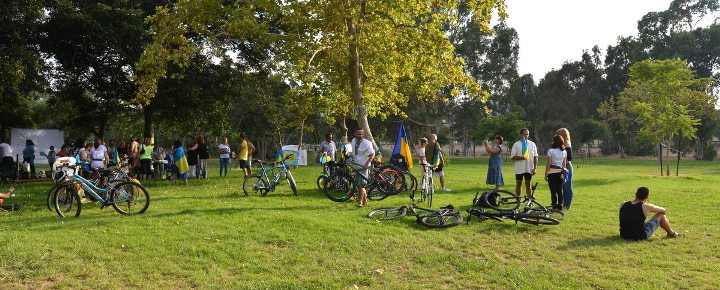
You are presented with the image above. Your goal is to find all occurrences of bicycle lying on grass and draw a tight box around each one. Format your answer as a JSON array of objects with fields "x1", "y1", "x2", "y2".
[
  {"x1": 52, "y1": 162, "x2": 149, "y2": 217},
  {"x1": 466, "y1": 183, "x2": 564, "y2": 225},
  {"x1": 243, "y1": 156, "x2": 297, "y2": 196},
  {"x1": 367, "y1": 187, "x2": 463, "y2": 228}
]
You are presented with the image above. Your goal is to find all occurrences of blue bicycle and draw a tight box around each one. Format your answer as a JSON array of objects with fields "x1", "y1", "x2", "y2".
[
  {"x1": 242, "y1": 156, "x2": 297, "y2": 196},
  {"x1": 53, "y1": 163, "x2": 149, "y2": 217}
]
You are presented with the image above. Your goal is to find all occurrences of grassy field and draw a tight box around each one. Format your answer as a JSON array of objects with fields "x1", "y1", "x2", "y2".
[{"x1": 2, "y1": 157, "x2": 719, "y2": 289}]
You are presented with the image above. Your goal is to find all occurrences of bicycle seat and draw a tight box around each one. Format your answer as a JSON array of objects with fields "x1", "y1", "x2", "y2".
[{"x1": 254, "y1": 159, "x2": 266, "y2": 164}]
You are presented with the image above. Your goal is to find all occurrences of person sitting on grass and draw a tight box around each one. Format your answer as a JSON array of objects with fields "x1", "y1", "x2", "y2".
[
  {"x1": 0, "y1": 186, "x2": 17, "y2": 211},
  {"x1": 619, "y1": 187, "x2": 684, "y2": 240}
]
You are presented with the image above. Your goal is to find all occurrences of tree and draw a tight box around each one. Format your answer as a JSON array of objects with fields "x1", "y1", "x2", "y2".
[
  {"x1": 135, "y1": 0, "x2": 507, "y2": 144},
  {"x1": 472, "y1": 112, "x2": 529, "y2": 148},
  {"x1": 620, "y1": 58, "x2": 716, "y2": 176},
  {"x1": 572, "y1": 119, "x2": 609, "y2": 159},
  {"x1": 0, "y1": 1, "x2": 46, "y2": 136},
  {"x1": 40, "y1": 0, "x2": 153, "y2": 139}
]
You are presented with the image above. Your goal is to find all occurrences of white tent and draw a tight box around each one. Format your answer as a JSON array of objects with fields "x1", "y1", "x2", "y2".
[{"x1": 11, "y1": 128, "x2": 64, "y2": 164}]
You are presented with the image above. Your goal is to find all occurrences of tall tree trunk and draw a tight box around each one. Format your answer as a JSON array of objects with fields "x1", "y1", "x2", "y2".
[
  {"x1": 345, "y1": 0, "x2": 373, "y2": 143},
  {"x1": 666, "y1": 140, "x2": 671, "y2": 177},
  {"x1": 676, "y1": 139, "x2": 681, "y2": 176},
  {"x1": 144, "y1": 104, "x2": 154, "y2": 144},
  {"x1": 658, "y1": 143, "x2": 663, "y2": 176}
]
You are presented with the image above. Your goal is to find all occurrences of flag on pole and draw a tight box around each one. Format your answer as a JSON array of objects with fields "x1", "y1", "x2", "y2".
[{"x1": 391, "y1": 122, "x2": 413, "y2": 170}]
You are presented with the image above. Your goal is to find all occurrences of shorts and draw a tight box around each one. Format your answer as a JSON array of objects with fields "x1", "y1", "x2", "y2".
[
  {"x1": 434, "y1": 164, "x2": 444, "y2": 177},
  {"x1": 643, "y1": 216, "x2": 661, "y2": 239},
  {"x1": 239, "y1": 159, "x2": 250, "y2": 169},
  {"x1": 515, "y1": 173, "x2": 532, "y2": 181},
  {"x1": 140, "y1": 159, "x2": 152, "y2": 175},
  {"x1": 355, "y1": 168, "x2": 369, "y2": 188}
]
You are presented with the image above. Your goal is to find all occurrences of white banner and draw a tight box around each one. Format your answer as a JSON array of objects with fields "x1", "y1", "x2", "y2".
[{"x1": 11, "y1": 128, "x2": 65, "y2": 165}]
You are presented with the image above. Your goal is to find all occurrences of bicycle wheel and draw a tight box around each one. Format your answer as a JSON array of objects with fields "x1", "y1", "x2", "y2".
[
  {"x1": 513, "y1": 213, "x2": 560, "y2": 225},
  {"x1": 323, "y1": 172, "x2": 354, "y2": 202},
  {"x1": 243, "y1": 175, "x2": 269, "y2": 196},
  {"x1": 316, "y1": 175, "x2": 328, "y2": 190},
  {"x1": 404, "y1": 172, "x2": 417, "y2": 193},
  {"x1": 46, "y1": 183, "x2": 63, "y2": 211},
  {"x1": 53, "y1": 184, "x2": 81, "y2": 218},
  {"x1": 418, "y1": 210, "x2": 463, "y2": 228},
  {"x1": 286, "y1": 172, "x2": 298, "y2": 196},
  {"x1": 376, "y1": 165, "x2": 405, "y2": 195},
  {"x1": 367, "y1": 207, "x2": 407, "y2": 221},
  {"x1": 427, "y1": 177, "x2": 434, "y2": 208},
  {"x1": 483, "y1": 190, "x2": 521, "y2": 211},
  {"x1": 110, "y1": 181, "x2": 150, "y2": 215}
]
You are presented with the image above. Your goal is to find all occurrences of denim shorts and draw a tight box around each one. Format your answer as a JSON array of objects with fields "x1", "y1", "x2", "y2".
[
  {"x1": 643, "y1": 216, "x2": 661, "y2": 239},
  {"x1": 355, "y1": 168, "x2": 369, "y2": 188}
]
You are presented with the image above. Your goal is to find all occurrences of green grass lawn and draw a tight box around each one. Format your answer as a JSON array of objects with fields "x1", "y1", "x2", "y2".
[{"x1": 2, "y1": 157, "x2": 719, "y2": 289}]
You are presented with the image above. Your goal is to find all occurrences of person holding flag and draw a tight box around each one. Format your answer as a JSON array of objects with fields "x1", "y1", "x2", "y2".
[
  {"x1": 171, "y1": 140, "x2": 190, "y2": 186},
  {"x1": 510, "y1": 128, "x2": 538, "y2": 196},
  {"x1": 390, "y1": 122, "x2": 413, "y2": 171}
]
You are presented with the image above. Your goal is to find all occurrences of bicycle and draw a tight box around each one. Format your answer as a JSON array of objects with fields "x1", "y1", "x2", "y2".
[
  {"x1": 322, "y1": 162, "x2": 394, "y2": 202},
  {"x1": 52, "y1": 162, "x2": 150, "y2": 217},
  {"x1": 416, "y1": 163, "x2": 434, "y2": 207},
  {"x1": 316, "y1": 152, "x2": 338, "y2": 190},
  {"x1": 242, "y1": 156, "x2": 297, "y2": 196},
  {"x1": 46, "y1": 159, "x2": 133, "y2": 211},
  {"x1": 467, "y1": 183, "x2": 564, "y2": 225},
  {"x1": 367, "y1": 187, "x2": 463, "y2": 228}
]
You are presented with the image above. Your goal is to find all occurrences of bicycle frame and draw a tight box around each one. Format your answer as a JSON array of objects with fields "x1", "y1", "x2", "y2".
[{"x1": 255, "y1": 160, "x2": 292, "y2": 191}]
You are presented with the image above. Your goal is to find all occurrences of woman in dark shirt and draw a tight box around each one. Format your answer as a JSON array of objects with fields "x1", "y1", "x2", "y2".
[{"x1": 196, "y1": 136, "x2": 210, "y2": 179}]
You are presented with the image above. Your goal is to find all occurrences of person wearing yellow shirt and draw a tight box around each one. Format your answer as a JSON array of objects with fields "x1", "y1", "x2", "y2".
[{"x1": 238, "y1": 134, "x2": 256, "y2": 177}]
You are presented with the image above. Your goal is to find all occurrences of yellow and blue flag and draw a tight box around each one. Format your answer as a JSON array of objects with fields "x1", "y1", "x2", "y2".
[
  {"x1": 391, "y1": 122, "x2": 413, "y2": 170},
  {"x1": 521, "y1": 137, "x2": 529, "y2": 160},
  {"x1": 174, "y1": 146, "x2": 190, "y2": 174}
]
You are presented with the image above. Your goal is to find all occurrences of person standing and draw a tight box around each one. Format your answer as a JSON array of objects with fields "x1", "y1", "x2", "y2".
[
  {"x1": 139, "y1": 138, "x2": 154, "y2": 181},
  {"x1": 47, "y1": 146, "x2": 57, "y2": 167},
  {"x1": 510, "y1": 128, "x2": 539, "y2": 196},
  {"x1": 319, "y1": 133, "x2": 337, "y2": 175},
  {"x1": 171, "y1": 140, "x2": 189, "y2": 186},
  {"x1": 619, "y1": 187, "x2": 684, "y2": 240},
  {"x1": 484, "y1": 135, "x2": 504, "y2": 190},
  {"x1": 23, "y1": 139, "x2": 36, "y2": 178},
  {"x1": 90, "y1": 139, "x2": 110, "y2": 170},
  {"x1": 238, "y1": 134, "x2": 255, "y2": 177},
  {"x1": 196, "y1": 136, "x2": 209, "y2": 179},
  {"x1": 545, "y1": 135, "x2": 567, "y2": 210},
  {"x1": 186, "y1": 139, "x2": 199, "y2": 178},
  {"x1": 351, "y1": 128, "x2": 374, "y2": 207},
  {"x1": 556, "y1": 128, "x2": 575, "y2": 210},
  {"x1": 218, "y1": 137, "x2": 231, "y2": 177},
  {"x1": 418, "y1": 138, "x2": 428, "y2": 172},
  {"x1": 129, "y1": 137, "x2": 140, "y2": 170},
  {"x1": 0, "y1": 139, "x2": 13, "y2": 164},
  {"x1": 425, "y1": 134, "x2": 450, "y2": 192}
]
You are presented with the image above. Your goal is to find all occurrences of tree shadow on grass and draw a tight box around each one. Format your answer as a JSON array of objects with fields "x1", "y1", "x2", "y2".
[
  {"x1": 574, "y1": 178, "x2": 616, "y2": 187},
  {"x1": 560, "y1": 235, "x2": 627, "y2": 249}
]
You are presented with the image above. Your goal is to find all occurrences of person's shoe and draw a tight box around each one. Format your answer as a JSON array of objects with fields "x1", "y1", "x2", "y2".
[
  {"x1": 668, "y1": 232, "x2": 685, "y2": 238},
  {"x1": 442, "y1": 188, "x2": 452, "y2": 192},
  {"x1": 357, "y1": 203, "x2": 364, "y2": 207}
]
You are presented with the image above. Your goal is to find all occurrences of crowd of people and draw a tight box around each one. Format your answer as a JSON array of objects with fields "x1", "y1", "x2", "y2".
[{"x1": 0, "y1": 134, "x2": 259, "y2": 186}]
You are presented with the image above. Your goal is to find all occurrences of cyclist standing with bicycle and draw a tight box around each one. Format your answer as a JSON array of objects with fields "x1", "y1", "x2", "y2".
[{"x1": 351, "y1": 128, "x2": 374, "y2": 207}]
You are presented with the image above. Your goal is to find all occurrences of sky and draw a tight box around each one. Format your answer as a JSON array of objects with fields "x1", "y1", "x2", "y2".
[{"x1": 504, "y1": 0, "x2": 674, "y2": 79}]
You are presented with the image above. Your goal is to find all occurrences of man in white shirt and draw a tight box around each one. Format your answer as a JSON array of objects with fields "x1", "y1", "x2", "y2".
[
  {"x1": 0, "y1": 140, "x2": 13, "y2": 164},
  {"x1": 510, "y1": 128, "x2": 538, "y2": 196},
  {"x1": 319, "y1": 133, "x2": 336, "y2": 175},
  {"x1": 351, "y1": 128, "x2": 374, "y2": 207}
]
